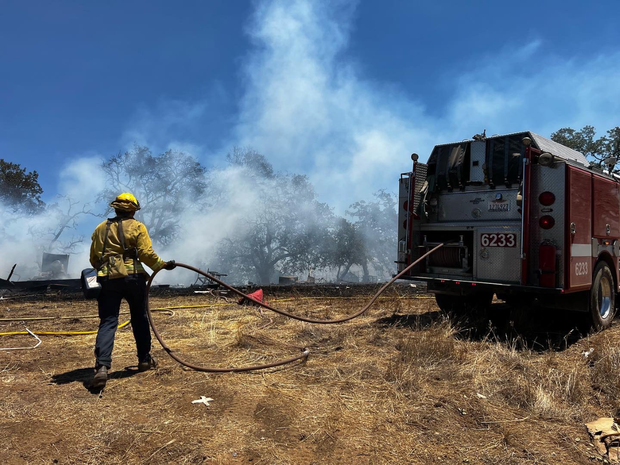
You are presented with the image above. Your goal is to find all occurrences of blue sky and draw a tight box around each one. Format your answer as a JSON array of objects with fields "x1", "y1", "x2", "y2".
[{"x1": 2, "y1": 0, "x2": 620, "y2": 208}]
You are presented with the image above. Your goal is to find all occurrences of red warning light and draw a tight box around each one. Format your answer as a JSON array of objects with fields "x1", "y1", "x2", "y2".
[
  {"x1": 539, "y1": 191, "x2": 556, "y2": 206},
  {"x1": 539, "y1": 215, "x2": 555, "y2": 229}
]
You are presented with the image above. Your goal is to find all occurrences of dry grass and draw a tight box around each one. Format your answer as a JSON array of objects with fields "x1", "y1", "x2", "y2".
[
  {"x1": 589, "y1": 335, "x2": 620, "y2": 402},
  {"x1": 385, "y1": 319, "x2": 461, "y2": 396},
  {"x1": 1, "y1": 289, "x2": 618, "y2": 463}
]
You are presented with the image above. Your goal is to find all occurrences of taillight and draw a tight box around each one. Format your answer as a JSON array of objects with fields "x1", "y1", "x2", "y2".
[
  {"x1": 539, "y1": 215, "x2": 555, "y2": 229},
  {"x1": 539, "y1": 243, "x2": 557, "y2": 287},
  {"x1": 539, "y1": 191, "x2": 556, "y2": 206},
  {"x1": 403, "y1": 201, "x2": 409, "y2": 211}
]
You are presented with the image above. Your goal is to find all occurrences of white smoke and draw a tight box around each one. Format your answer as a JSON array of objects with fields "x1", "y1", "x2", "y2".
[
  {"x1": 158, "y1": 164, "x2": 264, "y2": 283},
  {"x1": 4, "y1": 0, "x2": 620, "y2": 284},
  {"x1": 0, "y1": 157, "x2": 107, "y2": 280},
  {"x1": 0, "y1": 208, "x2": 49, "y2": 280},
  {"x1": 234, "y1": 0, "x2": 620, "y2": 211},
  {"x1": 235, "y1": 0, "x2": 434, "y2": 211},
  {"x1": 0, "y1": 205, "x2": 88, "y2": 280}
]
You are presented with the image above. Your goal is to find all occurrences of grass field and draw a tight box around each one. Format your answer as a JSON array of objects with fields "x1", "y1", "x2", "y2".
[{"x1": 1, "y1": 286, "x2": 618, "y2": 464}]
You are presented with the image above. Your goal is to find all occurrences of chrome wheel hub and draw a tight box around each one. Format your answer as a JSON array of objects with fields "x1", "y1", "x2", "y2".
[{"x1": 599, "y1": 275, "x2": 612, "y2": 319}]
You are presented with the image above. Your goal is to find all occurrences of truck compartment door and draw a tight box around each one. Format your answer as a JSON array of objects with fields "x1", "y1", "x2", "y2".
[
  {"x1": 566, "y1": 167, "x2": 592, "y2": 291},
  {"x1": 475, "y1": 227, "x2": 521, "y2": 283},
  {"x1": 592, "y1": 177, "x2": 620, "y2": 238}
]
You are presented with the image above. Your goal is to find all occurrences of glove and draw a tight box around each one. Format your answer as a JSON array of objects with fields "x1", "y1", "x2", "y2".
[{"x1": 164, "y1": 260, "x2": 176, "y2": 270}]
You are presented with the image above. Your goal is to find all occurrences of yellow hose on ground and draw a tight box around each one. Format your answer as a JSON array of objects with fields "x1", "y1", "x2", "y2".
[
  {"x1": 0, "y1": 320, "x2": 130, "y2": 336},
  {"x1": 0, "y1": 308, "x2": 174, "y2": 323}
]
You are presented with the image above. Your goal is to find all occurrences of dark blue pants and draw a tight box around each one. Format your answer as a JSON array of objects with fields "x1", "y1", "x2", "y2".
[{"x1": 94, "y1": 275, "x2": 151, "y2": 368}]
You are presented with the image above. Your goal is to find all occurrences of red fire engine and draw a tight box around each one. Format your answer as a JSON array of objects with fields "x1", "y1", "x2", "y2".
[{"x1": 398, "y1": 131, "x2": 618, "y2": 330}]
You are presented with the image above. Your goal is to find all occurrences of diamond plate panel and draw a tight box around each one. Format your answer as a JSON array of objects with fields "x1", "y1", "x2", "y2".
[
  {"x1": 528, "y1": 163, "x2": 566, "y2": 287},
  {"x1": 530, "y1": 133, "x2": 588, "y2": 166},
  {"x1": 470, "y1": 141, "x2": 486, "y2": 183},
  {"x1": 397, "y1": 176, "x2": 409, "y2": 273},
  {"x1": 435, "y1": 188, "x2": 521, "y2": 222},
  {"x1": 398, "y1": 177, "x2": 409, "y2": 232},
  {"x1": 413, "y1": 163, "x2": 428, "y2": 213},
  {"x1": 474, "y1": 226, "x2": 522, "y2": 283}
]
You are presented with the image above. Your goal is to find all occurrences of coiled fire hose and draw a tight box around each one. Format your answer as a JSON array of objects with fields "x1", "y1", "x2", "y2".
[{"x1": 145, "y1": 243, "x2": 444, "y2": 372}]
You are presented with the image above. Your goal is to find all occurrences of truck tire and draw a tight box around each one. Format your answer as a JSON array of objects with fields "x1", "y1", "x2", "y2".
[
  {"x1": 590, "y1": 261, "x2": 616, "y2": 331},
  {"x1": 435, "y1": 294, "x2": 461, "y2": 313},
  {"x1": 470, "y1": 292, "x2": 494, "y2": 310},
  {"x1": 435, "y1": 292, "x2": 493, "y2": 315}
]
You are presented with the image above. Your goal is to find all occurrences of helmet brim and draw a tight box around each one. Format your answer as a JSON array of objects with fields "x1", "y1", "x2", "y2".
[{"x1": 110, "y1": 200, "x2": 140, "y2": 212}]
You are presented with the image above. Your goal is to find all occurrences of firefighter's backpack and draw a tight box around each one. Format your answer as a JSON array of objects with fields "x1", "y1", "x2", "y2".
[{"x1": 81, "y1": 218, "x2": 137, "y2": 299}]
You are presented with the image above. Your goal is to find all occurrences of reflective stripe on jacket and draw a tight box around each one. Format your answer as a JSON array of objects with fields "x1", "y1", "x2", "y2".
[{"x1": 90, "y1": 218, "x2": 165, "y2": 278}]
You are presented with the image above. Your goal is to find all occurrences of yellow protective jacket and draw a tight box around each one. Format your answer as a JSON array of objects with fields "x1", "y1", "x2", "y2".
[{"x1": 90, "y1": 218, "x2": 165, "y2": 278}]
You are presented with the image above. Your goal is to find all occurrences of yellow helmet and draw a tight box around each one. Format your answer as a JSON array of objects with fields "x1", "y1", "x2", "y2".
[{"x1": 110, "y1": 192, "x2": 141, "y2": 212}]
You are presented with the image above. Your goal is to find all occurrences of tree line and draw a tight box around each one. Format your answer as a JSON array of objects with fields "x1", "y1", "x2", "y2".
[
  {"x1": 550, "y1": 126, "x2": 620, "y2": 168},
  {"x1": 1, "y1": 147, "x2": 395, "y2": 284},
  {"x1": 3, "y1": 124, "x2": 617, "y2": 284}
]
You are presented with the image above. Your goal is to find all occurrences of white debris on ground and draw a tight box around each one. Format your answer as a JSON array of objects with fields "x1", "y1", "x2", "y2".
[{"x1": 192, "y1": 396, "x2": 214, "y2": 407}]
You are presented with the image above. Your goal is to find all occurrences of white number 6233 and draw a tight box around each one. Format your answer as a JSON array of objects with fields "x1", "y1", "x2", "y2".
[{"x1": 575, "y1": 262, "x2": 588, "y2": 276}]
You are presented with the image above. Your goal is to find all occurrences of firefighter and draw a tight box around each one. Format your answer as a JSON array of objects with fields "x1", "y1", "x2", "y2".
[{"x1": 89, "y1": 192, "x2": 176, "y2": 388}]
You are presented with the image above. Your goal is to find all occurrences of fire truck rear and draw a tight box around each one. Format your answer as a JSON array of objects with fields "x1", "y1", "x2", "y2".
[{"x1": 398, "y1": 131, "x2": 619, "y2": 330}]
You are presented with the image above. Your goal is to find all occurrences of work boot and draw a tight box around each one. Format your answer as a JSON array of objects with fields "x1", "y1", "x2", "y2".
[
  {"x1": 92, "y1": 365, "x2": 108, "y2": 388},
  {"x1": 138, "y1": 355, "x2": 157, "y2": 372}
]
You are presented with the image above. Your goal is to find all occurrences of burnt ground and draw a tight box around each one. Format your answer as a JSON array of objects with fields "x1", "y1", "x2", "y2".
[{"x1": 1, "y1": 284, "x2": 619, "y2": 464}]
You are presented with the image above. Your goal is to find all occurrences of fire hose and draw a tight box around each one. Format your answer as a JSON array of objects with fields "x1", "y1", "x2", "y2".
[{"x1": 145, "y1": 243, "x2": 444, "y2": 373}]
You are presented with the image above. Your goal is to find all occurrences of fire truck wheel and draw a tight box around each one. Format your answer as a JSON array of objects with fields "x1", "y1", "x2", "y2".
[
  {"x1": 435, "y1": 292, "x2": 493, "y2": 315},
  {"x1": 434, "y1": 294, "x2": 461, "y2": 313},
  {"x1": 590, "y1": 261, "x2": 616, "y2": 331}
]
